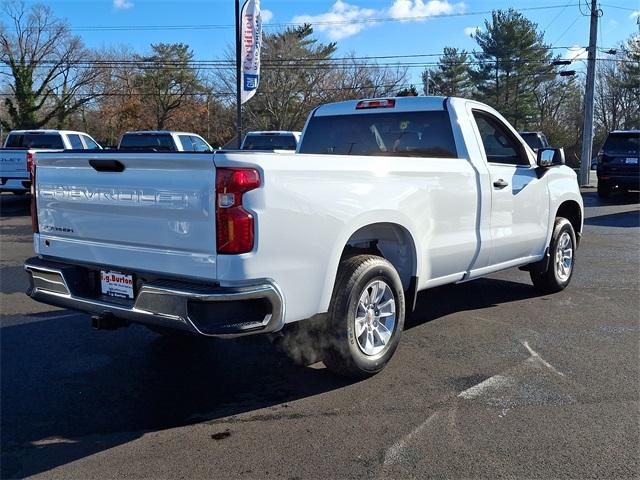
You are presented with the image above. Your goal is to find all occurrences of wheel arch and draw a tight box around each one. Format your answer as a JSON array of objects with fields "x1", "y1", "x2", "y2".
[
  {"x1": 555, "y1": 199, "x2": 583, "y2": 245},
  {"x1": 318, "y1": 220, "x2": 420, "y2": 314}
]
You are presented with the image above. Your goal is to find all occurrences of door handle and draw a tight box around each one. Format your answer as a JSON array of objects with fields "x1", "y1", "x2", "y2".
[{"x1": 493, "y1": 179, "x2": 509, "y2": 189}]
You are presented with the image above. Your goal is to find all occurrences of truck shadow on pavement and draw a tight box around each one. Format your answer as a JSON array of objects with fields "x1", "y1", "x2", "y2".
[
  {"x1": 0, "y1": 193, "x2": 31, "y2": 218},
  {"x1": 407, "y1": 277, "x2": 541, "y2": 329},
  {"x1": 584, "y1": 209, "x2": 640, "y2": 228},
  {"x1": 0, "y1": 277, "x2": 539, "y2": 478}
]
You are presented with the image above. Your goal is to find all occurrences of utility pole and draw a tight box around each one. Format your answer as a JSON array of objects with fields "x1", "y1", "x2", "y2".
[
  {"x1": 578, "y1": 0, "x2": 599, "y2": 186},
  {"x1": 235, "y1": 0, "x2": 242, "y2": 149}
]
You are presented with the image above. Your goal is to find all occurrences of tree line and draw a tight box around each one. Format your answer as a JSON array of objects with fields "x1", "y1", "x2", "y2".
[{"x1": 1, "y1": 1, "x2": 638, "y2": 162}]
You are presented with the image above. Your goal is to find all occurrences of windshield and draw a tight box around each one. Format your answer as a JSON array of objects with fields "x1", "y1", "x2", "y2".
[
  {"x1": 602, "y1": 133, "x2": 639, "y2": 155},
  {"x1": 520, "y1": 133, "x2": 546, "y2": 150},
  {"x1": 299, "y1": 111, "x2": 457, "y2": 158},
  {"x1": 119, "y1": 134, "x2": 176, "y2": 151},
  {"x1": 5, "y1": 133, "x2": 64, "y2": 149},
  {"x1": 242, "y1": 134, "x2": 297, "y2": 151}
]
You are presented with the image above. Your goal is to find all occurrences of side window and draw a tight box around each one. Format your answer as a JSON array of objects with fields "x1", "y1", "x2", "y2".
[
  {"x1": 191, "y1": 136, "x2": 211, "y2": 152},
  {"x1": 178, "y1": 135, "x2": 194, "y2": 151},
  {"x1": 82, "y1": 135, "x2": 100, "y2": 149},
  {"x1": 67, "y1": 134, "x2": 84, "y2": 150},
  {"x1": 473, "y1": 112, "x2": 528, "y2": 166}
]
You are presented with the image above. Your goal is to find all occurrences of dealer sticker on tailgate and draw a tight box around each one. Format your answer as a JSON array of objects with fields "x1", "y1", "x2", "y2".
[{"x1": 100, "y1": 271, "x2": 134, "y2": 299}]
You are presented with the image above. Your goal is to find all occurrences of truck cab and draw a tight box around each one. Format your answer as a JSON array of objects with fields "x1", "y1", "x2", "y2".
[
  {"x1": 241, "y1": 131, "x2": 301, "y2": 151},
  {"x1": 118, "y1": 131, "x2": 213, "y2": 152}
]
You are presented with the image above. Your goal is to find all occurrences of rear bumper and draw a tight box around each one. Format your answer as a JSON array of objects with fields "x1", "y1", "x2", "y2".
[
  {"x1": 597, "y1": 170, "x2": 640, "y2": 189},
  {"x1": 0, "y1": 178, "x2": 30, "y2": 192},
  {"x1": 24, "y1": 257, "x2": 285, "y2": 338}
]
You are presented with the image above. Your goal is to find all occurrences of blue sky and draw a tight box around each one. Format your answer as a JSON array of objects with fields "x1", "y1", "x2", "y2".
[{"x1": 20, "y1": 0, "x2": 640, "y2": 83}]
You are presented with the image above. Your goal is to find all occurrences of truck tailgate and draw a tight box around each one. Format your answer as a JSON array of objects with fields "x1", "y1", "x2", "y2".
[
  {"x1": 34, "y1": 152, "x2": 218, "y2": 280},
  {"x1": 0, "y1": 150, "x2": 28, "y2": 179}
]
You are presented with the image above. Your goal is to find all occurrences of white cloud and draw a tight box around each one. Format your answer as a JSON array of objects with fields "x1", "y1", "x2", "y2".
[
  {"x1": 564, "y1": 45, "x2": 588, "y2": 61},
  {"x1": 388, "y1": 0, "x2": 465, "y2": 20},
  {"x1": 261, "y1": 9, "x2": 273, "y2": 23},
  {"x1": 464, "y1": 26, "x2": 479, "y2": 36},
  {"x1": 113, "y1": 0, "x2": 134, "y2": 10},
  {"x1": 292, "y1": 1, "x2": 378, "y2": 41},
  {"x1": 630, "y1": 11, "x2": 640, "y2": 19},
  {"x1": 292, "y1": 0, "x2": 465, "y2": 40}
]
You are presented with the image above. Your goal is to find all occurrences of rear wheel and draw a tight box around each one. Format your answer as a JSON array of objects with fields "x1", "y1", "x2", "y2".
[
  {"x1": 322, "y1": 255, "x2": 405, "y2": 378},
  {"x1": 530, "y1": 218, "x2": 576, "y2": 294},
  {"x1": 597, "y1": 180, "x2": 612, "y2": 198}
]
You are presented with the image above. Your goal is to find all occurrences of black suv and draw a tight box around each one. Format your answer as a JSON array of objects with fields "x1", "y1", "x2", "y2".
[{"x1": 596, "y1": 130, "x2": 640, "y2": 198}]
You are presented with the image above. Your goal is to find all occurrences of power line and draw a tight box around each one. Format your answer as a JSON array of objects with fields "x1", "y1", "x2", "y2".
[
  {"x1": 6, "y1": 57, "x2": 631, "y2": 73},
  {"x1": 7, "y1": 4, "x2": 583, "y2": 32},
  {"x1": 599, "y1": 3, "x2": 639, "y2": 12}
]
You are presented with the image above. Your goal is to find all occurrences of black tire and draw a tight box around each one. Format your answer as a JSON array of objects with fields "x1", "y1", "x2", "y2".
[
  {"x1": 530, "y1": 218, "x2": 577, "y2": 294},
  {"x1": 597, "y1": 180, "x2": 612, "y2": 198},
  {"x1": 322, "y1": 255, "x2": 405, "y2": 378}
]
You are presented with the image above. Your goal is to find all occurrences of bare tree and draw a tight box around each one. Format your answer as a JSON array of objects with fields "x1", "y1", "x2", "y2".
[{"x1": 0, "y1": 1, "x2": 105, "y2": 129}]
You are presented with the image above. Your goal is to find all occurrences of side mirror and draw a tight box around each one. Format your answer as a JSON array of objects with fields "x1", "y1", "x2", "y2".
[{"x1": 537, "y1": 147, "x2": 565, "y2": 167}]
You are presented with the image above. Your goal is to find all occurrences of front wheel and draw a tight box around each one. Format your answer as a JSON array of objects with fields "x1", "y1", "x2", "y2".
[
  {"x1": 530, "y1": 218, "x2": 577, "y2": 294},
  {"x1": 322, "y1": 255, "x2": 405, "y2": 378}
]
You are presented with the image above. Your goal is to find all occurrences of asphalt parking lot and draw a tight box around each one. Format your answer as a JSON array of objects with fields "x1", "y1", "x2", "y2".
[{"x1": 1, "y1": 189, "x2": 639, "y2": 479}]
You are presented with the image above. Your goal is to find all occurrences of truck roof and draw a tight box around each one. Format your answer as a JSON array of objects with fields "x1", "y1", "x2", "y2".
[
  {"x1": 610, "y1": 130, "x2": 640, "y2": 134},
  {"x1": 245, "y1": 131, "x2": 302, "y2": 136},
  {"x1": 313, "y1": 96, "x2": 448, "y2": 117},
  {"x1": 8, "y1": 129, "x2": 91, "y2": 135},
  {"x1": 121, "y1": 130, "x2": 204, "y2": 136}
]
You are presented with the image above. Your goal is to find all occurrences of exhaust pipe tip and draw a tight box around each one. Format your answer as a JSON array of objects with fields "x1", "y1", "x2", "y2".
[{"x1": 91, "y1": 313, "x2": 129, "y2": 331}]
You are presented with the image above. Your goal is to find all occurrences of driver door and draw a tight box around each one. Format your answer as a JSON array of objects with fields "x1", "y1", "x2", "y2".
[{"x1": 472, "y1": 111, "x2": 549, "y2": 266}]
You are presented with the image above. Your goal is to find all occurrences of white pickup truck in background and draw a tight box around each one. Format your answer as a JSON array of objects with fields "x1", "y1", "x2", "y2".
[
  {"x1": 241, "y1": 131, "x2": 301, "y2": 151},
  {"x1": 24, "y1": 96, "x2": 583, "y2": 377},
  {"x1": 118, "y1": 131, "x2": 214, "y2": 152},
  {"x1": 1, "y1": 130, "x2": 101, "y2": 194}
]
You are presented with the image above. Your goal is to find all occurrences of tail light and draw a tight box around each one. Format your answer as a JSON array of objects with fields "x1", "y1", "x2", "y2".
[
  {"x1": 28, "y1": 152, "x2": 39, "y2": 233},
  {"x1": 216, "y1": 167, "x2": 260, "y2": 254}
]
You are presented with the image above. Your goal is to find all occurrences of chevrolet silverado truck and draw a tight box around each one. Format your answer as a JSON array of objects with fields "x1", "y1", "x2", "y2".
[
  {"x1": 1, "y1": 130, "x2": 101, "y2": 194},
  {"x1": 118, "y1": 131, "x2": 214, "y2": 152},
  {"x1": 24, "y1": 96, "x2": 583, "y2": 377}
]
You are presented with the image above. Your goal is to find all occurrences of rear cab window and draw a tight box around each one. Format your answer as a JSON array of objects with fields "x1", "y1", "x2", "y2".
[
  {"x1": 119, "y1": 134, "x2": 176, "y2": 151},
  {"x1": 299, "y1": 111, "x2": 458, "y2": 158},
  {"x1": 243, "y1": 134, "x2": 298, "y2": 151},
  {"x1": 5, "y1": 133, "x2": 64, "y2": 149}
]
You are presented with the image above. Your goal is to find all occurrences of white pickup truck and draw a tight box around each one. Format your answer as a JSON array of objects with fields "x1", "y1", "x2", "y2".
[
  {"x1": 24, "y1": 96, "x2": 583, "y2": 377},
  {"x1": 1, "y1": 130, "x2": 101, "y2": 194}
]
